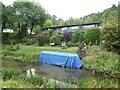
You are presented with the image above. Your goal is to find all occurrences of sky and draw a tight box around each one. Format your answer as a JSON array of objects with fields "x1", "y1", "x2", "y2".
[{"x1": 1, "y1": 0, "x2": 119, "y2": 20}]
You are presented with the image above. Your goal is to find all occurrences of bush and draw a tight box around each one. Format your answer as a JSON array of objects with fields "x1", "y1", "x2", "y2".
[
  {"x1": 71, "y1": 33, "x2": 78, "y2": 44},
  {"x1": 66, "y1": 41, "x2": 73, "y2": 47},
  {"x1": 50, "y1": 35, "x2": 56, "y2": 44},
  {"x1": 48, "y1": 29, "x2": 54, "y2": 36},
  {"x1": 101, "y1": 24, "x2": 120, "y2": 53},
  {"x1": 55, "y1": 34, "x2": 62, "y2": 45},
  {"x1": 76, "y1": 28, "x2": 84, "y2": 43},
  {"x1": 23, "y1": 36, "x2": 37, "y2": 45},
  {"x1": 45, "y1": 34, "x2": 50, "y2": 44},
  {"x1": 37, "y1": 34, "x2": 46, "y2": 46},
  {"x1": 78, "y1": 33, "x2": 84, "y2": 43},
  {"x1": 84, "y1": 28, "x2": 100, "y2": 45},
  {"x1": 2, "y1": 33, "x2": 19, "y2": 44},
  {"x1": 7, "y1": 43, "x2": 21, "y2": 51},
  {"x1": 26, "y1": 39, "x2": 36, "y2": 45}
]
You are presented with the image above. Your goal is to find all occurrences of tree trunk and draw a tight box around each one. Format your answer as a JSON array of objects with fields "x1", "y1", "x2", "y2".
[{"x1": 30, "y1": 23, "x2": 34, "y2": 35}]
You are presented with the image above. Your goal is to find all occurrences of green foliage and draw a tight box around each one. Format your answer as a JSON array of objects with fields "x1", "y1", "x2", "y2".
[
  {"x1": 84, "y1": 28, "x2": 100, "y2": 45},
  {"x1": 76, "y1": 77, "x2": 118, "y2": 88},
  {"x1": 16, "y1": 44, "x2": 20, "y2": 50},
  {"x1": 77, "y1": 30, "x2": 84, "y2": 43},
  {"x1": 43, "y1": 19, "x2": 53, "y2": 27},
  {"x1": 7, "y1": 43, "x2": 21, "y2": 51},
  {"x1": 37, "y1": 34, "x2": 46, "y2": 46},
  {"x1": 3, "y1": 68, "x2": 17, "y2": 80},
  {"x1": 84, "y1": 46, "x2": 119, "y2": 78},
  {"x1": 2, "y1": 33, "x2": 17, "y2": 44},
  {"x1": 71, "y1": 33, "x2": 78, "y2": 44},
  {"x1": 50, "y1": 35, "x2": 56, "y2": 44},
  {"x1": 55, "y1": 34, "x2": 62, "y2": 45},
  {"x1": 66, "y1": 41, "x2": 73, "y2": 47},
  {"x1": 79, "y1": 4, "x2": 117, "y2": 25},
  {"x1": 26, "y1": 76, "x2": 43, "y2": 86},
  {"x1": 23, "y1": 36, "x2": 37, "y2": 45},
  {"x1": 44, "y1": 34, "x2": 50, "y2": 44},
  {"x1": 101, "y1": 23, "x2": 120, "y2": 53},
  {"x1": 26, "y1": 39, "x2": 37, "y2": 45},
  {"x1": 48, "y1": 29, "x2": 54, "y2": 36},
  {"x1": 33, "y1": 25, "x2": 41, "y2": 34}
]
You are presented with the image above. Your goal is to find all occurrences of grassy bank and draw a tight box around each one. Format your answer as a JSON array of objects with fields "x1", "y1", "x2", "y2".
[
  {"x1": 1, "y1": 68, "x2": 118, "y2": 88},
  {"x1": 2, "y1": 45, "x2": 77, "y2": 62},
  {"x1": 83, "y1": 45, "x2": 119, "y2": 78}
]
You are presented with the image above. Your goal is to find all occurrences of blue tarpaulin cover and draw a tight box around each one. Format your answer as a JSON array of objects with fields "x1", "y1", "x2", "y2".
[{"x1": 40, "y1": 51, "x2": 83, "y2": 69}]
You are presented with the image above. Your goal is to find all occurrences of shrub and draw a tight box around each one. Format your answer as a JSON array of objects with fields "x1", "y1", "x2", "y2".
[
  {"x1": 23, "y1": 36, "x2": 37, "y2": 45},
  {"x1": 37, "y1": 34, "x2": 46, "y2": 46},
  {"x1": 76, "y1": 28, "x2": 84, "y2": 43},
  {"x1": 55, "y1": 34, "x2": 62, "y2": 45},
  {"x1": 45, "y1": 34, "x2": 50, "y2": 44},
  {"x1": 71, "y1": 33, "x2": 78, "y2": 44},
  {"x1": 48, "y1": 29, "x2": 54, "y2": 36},
  {"x1": 78, "y1": 33, "x2": 84, "y2": 43},
  {"x1": 7, "y1": 43, "x2": 21, "y2": 51},
  {"x1": 2, "y1": 33, "x2": 19, "y2": 44},
  {"x1": 50, "y1": 35, "x2": 56, "y2": 44},
  {"x1": 101, "y1": 24, "x2": 120, "y2": 53},
  {"x1": 84, "y1": 28, "x2": 100, "y2": 45},
  {"x1": 26, "y1": 39, "x2": 36, "y2": 45},
  {"x1": 66, "y1": 41, "x2": 73, "y2": 47}
]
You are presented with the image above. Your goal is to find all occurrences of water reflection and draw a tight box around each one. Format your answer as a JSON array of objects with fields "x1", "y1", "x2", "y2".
[
  {"x1": 3, "y1": 59, "x2": 84, "y2": 81},
  {"x1": 39, "y1": 63, "x2": 84, "y2": 80},
  {"x1": 26, "y1": 68, "x2": 35, "y2": 78}
]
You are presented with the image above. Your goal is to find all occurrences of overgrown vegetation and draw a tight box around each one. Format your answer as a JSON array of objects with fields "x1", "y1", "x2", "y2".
[
  {"x1": 83, "y1": 46, "x2": 119, "y2": 78},
  {"x1": 84, "y1": 28, "x2": 100, "y2": 45},
  {"x1": 101, "y1": 23, "x2": 120, "y2": 53}
]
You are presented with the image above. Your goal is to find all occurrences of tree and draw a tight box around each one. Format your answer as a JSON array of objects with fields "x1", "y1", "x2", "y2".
[
  {"x1": 51, "y1": 15, "x2": 58, "y2": 26},
  {"x1": 11, "y1": 1, "x2": 47, "y2": 38},
  {"x1": 55, "y1": 34, "x2": 62, "y2": 45},
  {"x1": 33, "y1": 25, "x2": 41, "y2": 34},
  {"x1": 76, "y1": 28, "x2": 84, "y2": 43},
  {"x1": 1, "y1": 4, "x2": 15, "y2": 32},
  {"x1": 48, "y1": 29, "x2": 54, "y2": 36},
  {"x1": 57, "y1": 18, "x2": 64, "y2": 26},
  {"x1": 43, "y1": 19, "x2": 53, "y2": 27},
  {"x1": 84, "y1": 28, "x2": 100, "y2": 45},
  {"x1": 71, "y1": 33, "x2": 78, "y2": 43}
]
